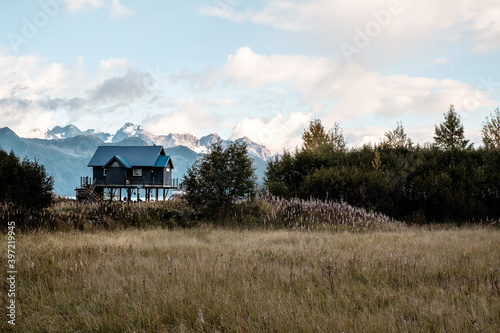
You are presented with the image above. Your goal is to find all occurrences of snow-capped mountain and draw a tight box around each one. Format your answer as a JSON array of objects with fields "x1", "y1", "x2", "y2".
[
  {"x1": 106, "y1": 123, "x2": 270, "y2": 159},
  {"x1": 236, "y1": 137, "x2": 273, "y2": 161},
  {"x1": 111, "y1": 123, "x2": 150, "y2": 144},
  {"x1": 110, "y1": 123, "x2": 216, "y2": 153},
  {"x1": 46, "y1": 124, "x2": 112, "y2": 142}
]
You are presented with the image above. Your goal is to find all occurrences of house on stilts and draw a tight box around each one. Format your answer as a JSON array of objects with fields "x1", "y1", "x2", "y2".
[{"x1": 76, "y1": 146, "x2": 180, "y2": 202}]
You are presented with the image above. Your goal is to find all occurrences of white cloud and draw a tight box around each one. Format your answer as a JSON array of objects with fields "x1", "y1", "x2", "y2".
[
  {"x1": 0, "y1": 53, "x2": 157, "y2": 137},
  {"x1": 64, "y1": 0, "x2": 135, "y2": 18},
  {"x1": 200, "y1": 0, "x2": 500, "y2": 54},
  {"x1": 99, "y1": 58, "x2": 132, "y2": 70},
  {"x1": 432, "y1": 58, "x2": 448, "y2": 65},
  {"x1": 223, "y1": 47, "x2": 497, "y2": 127},
  {"x1": 231, "y1": 111, "x2": 314, "y2": 153},
  {"x1": 143, "y1": 98, "x2": 218, "y2": 137},
  {"x1": 109, "y1": 0, "x2": 136, "y2": 18},
  {"x1": 206, "y1": 98, "x2": 236, "y2": 107},
  {"x1": 64, "y1": 0, "x2": 104, "y2": 12}
]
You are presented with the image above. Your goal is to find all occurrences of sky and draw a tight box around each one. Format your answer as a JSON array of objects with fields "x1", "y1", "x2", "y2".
[{"x1": 0, "y1": 0, "x2": 499, "y2": 152}]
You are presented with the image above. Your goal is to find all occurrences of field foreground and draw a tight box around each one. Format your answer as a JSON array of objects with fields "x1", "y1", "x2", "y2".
[{"x1": 3, "y1": 227, "x2": 500, "y2": 332}]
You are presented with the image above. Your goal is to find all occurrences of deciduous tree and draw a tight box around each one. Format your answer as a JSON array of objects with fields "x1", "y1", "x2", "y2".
[
  {"x1": 0, "y1": 150, "x2": 53, "y2": 214},
  {"x1": 330, "y1": 122, "x2": 347, "y2": 151},
  {"x1": 482, "y1": 107, "x2": 500, "y2": 149},
  {"x1": 184, "y1": 141, "x2": 256, "y2": 216},
  {"x1": 382, "y1": 121, "x2": 413, "y2": 149}
]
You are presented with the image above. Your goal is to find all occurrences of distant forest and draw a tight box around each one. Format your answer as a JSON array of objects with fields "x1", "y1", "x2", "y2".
[{"x1": 265, "y1": 105, "x2": 500, "y2": 223}]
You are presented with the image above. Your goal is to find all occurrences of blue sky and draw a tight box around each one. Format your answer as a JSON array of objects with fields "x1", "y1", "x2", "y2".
[{"x1": 1, "y1": 0, "x2": 499, "y2": 152}]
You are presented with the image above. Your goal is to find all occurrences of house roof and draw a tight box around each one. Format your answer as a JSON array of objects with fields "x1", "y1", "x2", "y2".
[
  {"x1": 88, "y1": 146, "x2": 173, "y2": 168},
  {"x1": 154, "y1": 155, "x2": 173, "y2": 168},
  {"x1": 104, "y1": 155, "x2": 132, "y2": 169}
]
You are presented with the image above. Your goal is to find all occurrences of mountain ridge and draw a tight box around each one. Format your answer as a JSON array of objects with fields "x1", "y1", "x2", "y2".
[
  {"x1": 46, "y1": 123, "x2": 272, "y2": 159},
  {"x1": 1, "y1": 124, "x2": 274, "y2": 196}
]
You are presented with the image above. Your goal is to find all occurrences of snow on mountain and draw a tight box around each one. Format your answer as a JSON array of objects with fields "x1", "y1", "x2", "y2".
[
  {"x1": 112, "y1": 123, "x2": 149, "y2": 144},
  {"x1": 200, "y1": 133, "x2": 223, "y2": 150},
  {"x1": 156, "y1": 133, "x2": 201, "y2": 150},
  {"x1": 46, "y1": 124, "x2": 84, "y2": 139},
  {"x1": 46, "y1": 123, "x2": 271, "y2": 160},
  {"x1": 46, "y1": 124, "x2": 112, "y2": 142},
  {"x1": 236, "y1": 137, "x2": 273, "y2": 161}
]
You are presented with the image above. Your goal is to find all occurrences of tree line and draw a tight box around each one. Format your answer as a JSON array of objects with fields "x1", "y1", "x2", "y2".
[
  {"x1": 265, "y1": 105, "x2": 500, "y2": 223},
  {"x1": 2, "y1": 104, "x2": 499, "y2": 225}
]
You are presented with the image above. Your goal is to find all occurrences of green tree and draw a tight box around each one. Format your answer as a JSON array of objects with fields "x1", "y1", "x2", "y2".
[
  {"x1": 434, "y1": 104, "x2": 470, "y2": 150},
  {"x1": 184, "y1": 140, "x2": 256, "y2": 217},
  {"x1": 302, "y1": 119, "x2": 347, "y2": 152},
  {"x1": 265, "y1": 150, "x2": 298, "y2": 199},
  {"x1": 330, "y1": 122, "x2": 347, "y2": 151},
  {"x1": 302, "y1": 119, "x2": 331, "y2": 152},
  {"x1": 481, "y1": 107, "x2": 500, "y2": 149},
  {"x1": 382, "y1": 121, "x2": 413, "y2": 149},
  {"x1": 0, "y1": 150, "x2": 54, "y2": 214}
]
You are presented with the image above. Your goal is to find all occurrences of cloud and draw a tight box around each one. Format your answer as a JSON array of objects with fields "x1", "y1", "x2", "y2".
[
  {"x1": 109, "y1": 0, "x2": 136, "y2": 18},
  {"x1": 64, "y1": 0, "x2": 104, "y2": 12},
  {"x1": 64, "y1": 0, "x2": 135, "y2": 18},
  {"x1": 200, "y1": 0, "x2": 500, "y2": 54},
  {"x1": 143, "y1": 98, "x2": 218, "y2": 137},
  {"x1": 0, "y1": 96, "x2": 56, "y2": 137},
  {"x1": 432, "y1": 58, "x2": 448, "y2": 65},
  {"x1": 344, "y1": 125, "x2": 388, "y2": 147},
  {"x1": 224, "y1": 47, "x2": 497, "y2": 126},
  {"x1": 0, "y1": 53, "x2": 159, "y2": 137},
  {"x1": 231, "y1": 111, "x2": 314, "y2": 153},
  {"x1": 99, "y1": 58, "x2": 132, "y2": 70},
  {"x1": 38, "y1": 97, "x2": 85, "y2": 111},
  {"x1": 88, "y1": 70, "x2": 153, "y2": 102}
]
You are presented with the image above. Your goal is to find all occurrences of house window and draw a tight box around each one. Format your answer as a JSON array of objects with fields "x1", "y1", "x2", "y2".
[
  {"x1": 166, "y1": 168, "x2": 171, "y2": 172},
  {"x1": 103, "y1": 168, "x2": 107, "y2": 176},
  {"x1": 133, "y1": 168, "x2": 142, "y2": 177}
]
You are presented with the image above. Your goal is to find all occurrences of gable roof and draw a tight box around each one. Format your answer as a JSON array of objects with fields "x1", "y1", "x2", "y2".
[
  {"x1": 104, "y1": 155, "x2": 132, "y2": 169},
  {"x1": 154, "y1": 155, "x2": 173, "y2": 168},
  {"x1": 88, "y1": 146, "x2": 173, "y2": 168}
]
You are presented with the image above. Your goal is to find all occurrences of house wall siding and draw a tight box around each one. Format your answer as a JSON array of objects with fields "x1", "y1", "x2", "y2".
[
  {"x1": 106, "y1": 166, "x2": 126, "y2": 185},
  {"x1": 164, "y1": 169, "x2": 172, "y2": 186},
  {"x1": 93, "y1": 167, "x2": 105, "y2": 185}
]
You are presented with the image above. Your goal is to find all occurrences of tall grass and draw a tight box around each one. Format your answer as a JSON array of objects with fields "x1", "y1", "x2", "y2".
[
  {"x1": 218, "y1": 197, "x2": 402, "y2": 231},
  {"x1": 2, "y1": 197, "x2": 403, "y2": 232},
  {"x1": 2, "y1": 227, "x2": 499, "y2": 332}
]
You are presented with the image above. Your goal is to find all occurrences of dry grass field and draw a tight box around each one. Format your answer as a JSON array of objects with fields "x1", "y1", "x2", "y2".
[{"x1": 2, "y1": 225, "x2": 500, "y2": 332}]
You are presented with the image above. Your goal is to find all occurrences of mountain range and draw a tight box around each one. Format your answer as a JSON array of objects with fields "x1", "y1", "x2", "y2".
[{"x1": 0, "y1": 123, "x2": 273, "y2": 197}]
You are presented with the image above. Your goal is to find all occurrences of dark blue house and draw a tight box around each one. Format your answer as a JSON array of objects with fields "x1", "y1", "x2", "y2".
[
  {"x1": 78, "y1": 146, "x2": 177, "y2": 202},
  {"x1": 88, "y1": 146, "x2": 174, "y2": 187}
]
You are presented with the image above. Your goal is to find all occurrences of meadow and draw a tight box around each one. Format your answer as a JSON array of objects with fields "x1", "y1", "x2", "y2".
[{"x1": 2, "y1": 222, "x2": 500, "y2": 332}]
